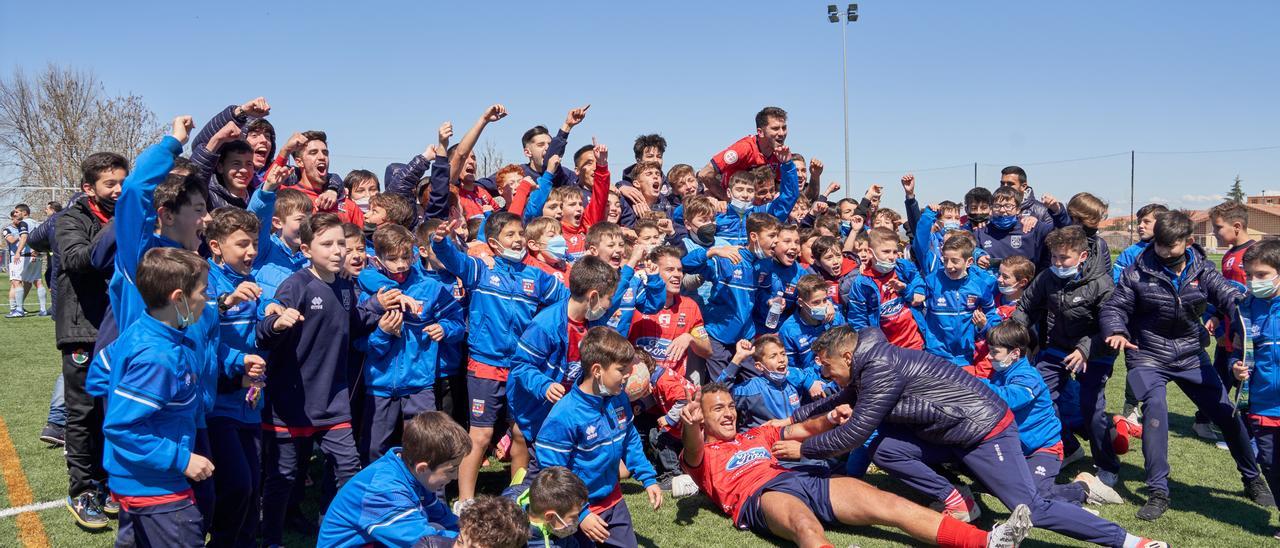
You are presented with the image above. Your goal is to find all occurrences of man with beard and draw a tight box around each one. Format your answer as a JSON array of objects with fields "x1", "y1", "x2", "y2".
[{"x1": 698, "y1": 106, "x2": 790, "y2": 201}]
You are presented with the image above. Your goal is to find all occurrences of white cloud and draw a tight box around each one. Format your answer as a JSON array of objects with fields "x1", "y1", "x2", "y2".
[
  {"x1": 1148, "y1": 196, "x2": 1170, "y2": 204},
  {"x1": 1180, "y1": 194, "x2": 1225, "y2": 203}
]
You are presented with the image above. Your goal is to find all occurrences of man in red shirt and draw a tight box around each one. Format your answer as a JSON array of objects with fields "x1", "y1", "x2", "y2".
[
  {"x1": 274, "y1": 130, "x2": 364, "y2": 226},
  {"x1": 629, "y1": 246, "x2": 712, "y2": 375},
  {"x1": 680, "y1": 384, "x2": 1030, "y2": 548},
  {"x1": 698, "y1": 107, "x2": 790, "y2": 201}
]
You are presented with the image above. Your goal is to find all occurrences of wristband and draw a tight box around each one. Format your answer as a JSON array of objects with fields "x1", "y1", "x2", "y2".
[{"x1": 826, "y1": 410, "x2": 839, "y2": 425}]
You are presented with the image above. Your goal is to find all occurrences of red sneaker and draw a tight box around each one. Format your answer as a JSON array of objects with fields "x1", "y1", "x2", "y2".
[{"x1": 1110, "y1": 415, "x2": 1131, "y2": 455}]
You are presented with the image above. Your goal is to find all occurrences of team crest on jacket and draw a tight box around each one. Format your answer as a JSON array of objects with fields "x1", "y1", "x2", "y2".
[
  {"x1": 523, "y1": 280, "x2": 535, "y2": 295},
  {"x1": 615, "y1": 406, "x2": 627, "y2": 426},
  {"x1": 623, "y1": 288, "x2": 634, "y2": 302},
  {"x1": 965, "y1": 295, "x2": 977, "y2": 309},
  {"x1": 341, "y1": 291, "x2": 351, "y2": 310},
  {"x1": 725, "y1": 447, "x2": 771, "y2": 471},
  {"x1": 658, "y1": 314, "x2": 671, "y2": 326},
  {"x1": 1011, "y1": 235, "x2": 1022, "y2": 249},
  {"x1": 723, "y1": 150, "x2": 739, "y2": 164}
]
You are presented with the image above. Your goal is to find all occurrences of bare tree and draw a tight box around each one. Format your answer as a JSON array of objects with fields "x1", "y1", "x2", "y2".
[
  {"x1": 476, "y1": 139, "x2": 507, "y2": 177},
  {"x1": 0, "y1": 64, "x2": 163, "y2": 205}
]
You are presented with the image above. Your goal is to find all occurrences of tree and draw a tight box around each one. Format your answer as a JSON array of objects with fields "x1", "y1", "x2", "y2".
[
  {"x1": 1228, "y1": 174, "x2": 1246, "y2": 204},
  {"x1": 476, "y1": 139, "x2": 506, "y2": 178},
  {"x1": 0, "y1": 64, "x2": 163, "y2": 206}
]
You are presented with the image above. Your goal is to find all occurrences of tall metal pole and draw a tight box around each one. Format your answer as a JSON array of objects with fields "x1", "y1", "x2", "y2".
[
  {"x1": 973, "y1": 162, "x2": 978, "y2": 188},
  {"x1": 1130, "y1": 150, "x2": 1135, "y2": 243},
  {"x1": 841, "y1": 16, "x2": 850, "y2": 196}
]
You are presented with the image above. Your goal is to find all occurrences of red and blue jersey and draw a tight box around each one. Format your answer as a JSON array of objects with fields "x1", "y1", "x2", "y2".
[
  {"x1": 629, "y1": 294, "x2": 706, "y2": 373},
  {"x1": 683, "y1": 426, "x2": 788, "y2": 525},
  {"x1": 845, "y1": 259, "x2": 925, "y2": 351},
  {"x1": 709, "y1": 135, "x2": 783, "y2": 190}
]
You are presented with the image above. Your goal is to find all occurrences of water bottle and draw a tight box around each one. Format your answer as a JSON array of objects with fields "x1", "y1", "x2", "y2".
[
  {"x1": 1238, "y1": 347, "x2": 1254, "y2": 411},
  {"x1": 765, "y1": 291, "x2": 784, "y2": 329}
]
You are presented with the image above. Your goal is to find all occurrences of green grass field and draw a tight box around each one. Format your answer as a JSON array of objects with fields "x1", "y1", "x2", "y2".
[{"x1": 1, "y1": 271, "x2": 1277, "y2": 547}]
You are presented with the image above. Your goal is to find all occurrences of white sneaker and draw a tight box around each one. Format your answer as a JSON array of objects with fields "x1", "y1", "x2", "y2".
[
  {"x1": 1097, "y1": 469, "x2": 1119, "y2": 487},
  {"x1": 986, "y1": 503, "x2": 1032, "y2": 548},
  {"x1": 452, "y1": 498, "x2": 475, "y2": 515},
  {"x1": 671, "y1": 474, "x2": 700, "y2": 498},
  {"x1": 1076, "y1": 472, "x2": 1124, "y2": 505},
  {"x1": 1192, "y1": 422, "x2": 1220, "y2": 441},
  {"x1": 1062, "y1": 445, "x2": 1086, "y2": 467}
]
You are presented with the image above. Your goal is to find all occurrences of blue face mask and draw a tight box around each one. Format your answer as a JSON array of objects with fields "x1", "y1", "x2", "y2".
[
  {"x1": 1050, "y1": 264, "x2": 1079, "y2": 279},
  {"x1": 991, "y1": 215, "x2": 1018, "y2": 230},
  {"x1": 840, "y1": 220, "x2": 853, "y2": 231},
  {"x1": 545, "y1": 235, "x2": 568, "y2": 260},
  {"x1": 807, "y1": 302, "x2": 829, "y2": 322},
  {"x1": 766, "y1": 370, "x2": 789, "y2": 384},
  {"x1": 942, "y1": 221, "x2": 962, "y2": 231}
]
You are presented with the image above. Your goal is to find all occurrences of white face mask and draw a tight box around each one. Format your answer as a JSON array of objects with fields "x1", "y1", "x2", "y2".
[
  {"x1": 998, "y1": 284, "x2": 1019, "y2": 296},
  {"x1": 492, "y1": 240, "x2": 526, "y2": 262},
  {"x1": 594, "y1": 374, "x2": 621, "y2": 397},
  {"x1": 1251, "y1": 276, "x2": 1279, "y2": 299},
  {"x1": 585, "y1": 294, "x2": 609, "y2": 321},
  {"x1": 354, "y1": 196, "x2": 371, "y2": 213},
  {"x1": 730, "y1": 197, "x2": 753, "y2": 211},
  {"x1": 1050, "y1": 264, "x2": 1079, "y2": 279},
  {"x1": 873, "y1": 258, "x2": 896, "y2": 274},
  {"x1": 992, "y1": 352, "x2": 1019, "y2": 371},
  {"x1": 176, "y1": 295, "x2": 196, "y2": 329}
]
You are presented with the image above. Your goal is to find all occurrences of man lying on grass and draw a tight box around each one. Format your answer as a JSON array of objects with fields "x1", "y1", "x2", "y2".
[{"x1": 679, "y1": 382, "x2": 1032, "y2": 548}]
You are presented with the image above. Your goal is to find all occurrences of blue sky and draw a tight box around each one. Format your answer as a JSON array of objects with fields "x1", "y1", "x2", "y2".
[{"x1": 2, "y1": 1, "x2": 1277, "y2": 216}]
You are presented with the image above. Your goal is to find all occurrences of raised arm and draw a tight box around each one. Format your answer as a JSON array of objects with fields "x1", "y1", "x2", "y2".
[{"x1": 450, "y1": 105, "x2": 507, "y2": 184}]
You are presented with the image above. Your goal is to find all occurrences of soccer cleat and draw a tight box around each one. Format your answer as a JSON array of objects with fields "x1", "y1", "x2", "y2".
[
  {"x1": 986, "y1": 503, "x2": 1032, "y2": 548},
  {"x1": 66, "y1": 491, "x2": 109, "y2": 530},
  {"x1": 6, "y1": 310, "x2": 25, "y2": 318},
  {"x1": 1062, "y1": 444, "x2": 1086, "y2": 467},
  {"x1": 1110, "y1": 415, "x2": 1132, "y2": 455},
  {"x1": 1246, "y1": 477, "x2": 1276, "y2": 507},
  {"x1": 1076, "y1": 472, "x2": 1124, "y2": 505},
  {"x1": 671, "y1": 474, "x2": 700, "y2": 498},
  {"x1": 657, "y1": 472, "x2": 676, "y2": 491},
  {"x1": 1192, "y1": 421, "x2": 1220, "y2": 441},
  {"x1": 1097, "y1": 469, "x2": 1119, "y2": 487},
  {"x1": 39, "y1": 423, "x2": 65, "y2": 447},
  {"x1": 1136, "y1": 492, "x2": 1169, "y2": 521}
]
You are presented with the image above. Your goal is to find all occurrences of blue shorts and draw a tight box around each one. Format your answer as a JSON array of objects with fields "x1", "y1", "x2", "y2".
[
  {"x1": 467, "y1": 374, "x2": 508, "y2": 428},
  {"x1": 737, "y1": 472, "x2": 834, "y2": 533}
]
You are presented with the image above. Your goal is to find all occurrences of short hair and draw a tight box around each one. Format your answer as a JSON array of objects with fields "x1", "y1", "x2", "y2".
[
  {"x1": 137, "y1": 248, "x2": 209, "y2": 309},
  {"x1": 776, "y1": 223, "x2": 800, "y2": 237},
  {"x1": 521, "y1": 125, "x2": 550, "y2": 149},
  {"x1": 992, "y1": 186, "x2": 1022, "y2": 205},
  {"x1": 811, "y1": 236, "x2": 842, "y2": 263},
  {"x1": 964, "y1": 187, "x2": 993, "y2": 208},
  {"x1": 630, "y1": 160, "x2": 663, "y2": 181},
  {"x1": 666, "y1": 163, "x2": 694, "y2": 184},
  {"x1": 1044, "y1": 226, "x2": 1088, "y2": 253},
  {"x1": 936, "y1": 200, "x2": 962, "y2": 217},
  {"x1": 1209, "y1": 201, "x2": 1250, "y2": 229},
  {"x1": 942, "y1": 231, "x2": 976, "y2": 257},
  {"x1": 579, "y1": 326, "x2": 637, "y2": 374},
  {"x1": 632, "y1": 134, "x2": 667, "y2": 159},
  {"x1": 483, "y1": 211, "x2": 523, "y2": 243},
  {"x1": 987, "y1": 321, "x2": 1032, "y2": 355},
  {"x1": 814, "y1": 213, "x2": 841, "y2": 237},
  {"x1": 273, "y1": 188, "x2": 314, "y2": 219},
  {"x1": 47, "y1": 201, "x2": 63, "y2": 213},
  {"x1": 568, "y1": 255, "x2": 620, "y2": 300},
  {"x1": 796, "y1": 274, "x2": 827, "y2": 300},
  {"x1": 13, "y1": 203, "x2": 29, "y2": 215},
  {"x1": 836, "y1": 198, "x2": 858, "y2": 211},
  {"x1": 372, "y1": 224, "x2": 415, "y2": 257},
  {"x1": 811, "y1": 325, "x2": 858, "y2": 361},
  {"x1": 402, "y1": 411, "x2": 470, "y2": 468},
  {"x1": 549, "y1": 186, "x2": 581, "y2": 206},
  {"x1": 634, "y1": 219, "x2": 661, "y2": 236},
  {"x1": 700, "y1": 381, "x2": 732, "y2": 399},
  {"x1": 171, "y1": 156, "x2": 196, "y2": 176},
  {"x1": 755, "y1": 106, "x2": 788, "y2": 129},
  {"x1": 1152, "y1": 210, "x2": 1193, "y2": 247},
  {"x1": 414, "y1": 218, "x2": 443, "y2": 246},
  {"x1": 752, "y1": 333, "x2": 784, "y2": 360},
  {"x1": 1243, "y1": 239, "x2": 1280, "y2": 272},
  {"x1": 290, "y1": 130, "x2": 327, "y2": 160},
  {"x1": 790, "y1": 152, "x2": 806, "y2": 164},
  {"x1": 300, "y1": 212, "x2": 344, "y2": 245},
  {"x1": 370, "y1": 193, "x2": 414, "y2": 227},
  {"x1": 343, "y1": 169, "x2": 379, "y2": 193},
  {"x1": 1067, "y1": 193, "x2": 1108, "y2": 225},
  {"x1": 206, "y1": 206, "x2": 260, "y2": 242},
  {"x1": 727, "y1": 169, "x2": 757, "y2": 190},
  {"x1": 494, "y1": 163, "x2": 524, "y2": 185},
  {"x1": 527, "y1": 466, "x2": 588, "y2": 515},
  {"x1": 342, "y1": 222, "x2": 362, "y2": 241},
  {"x1": 245, "y1": 118, "x2": 276, "y2": 144},
  {"x1": 682, "y1": 196, "x2": 716, "y2": 222},
  {"x1": 586, "y1": 222, "x2": 624, "y2": 250},
  {"x1": 573, "y1": 144, "x2": 595, "y2": 167},
  {"x1": 458, "y1": 496, "x2": 528, "y2": 548},
  {"x1": 524, "y1": 216, "x2": 561, "y2": 242},
  {"x1": 466, "y1": 217, "x2": 484, "y2": 241},
  {"x1": 867, "y1": 227, "x2": 898, "y2": 248},
  {"x1": 874, "y1": 207, "x2": 902, "y2": 224},
  {"x1": 154, "y1": 173, "x2": 208, "y2": 214},
  {"x1": 1000, "y1": 255, "x2": 1036, "y2": 282},
  {"x1": 1001, "y1": 165, "x2": 1027, "y2": 185},
  {"x1": 216, "y1": 139, "x2": 254, "y2": 161},
  {"x1": 81, "y1": 152, "x2": 129, "y2": 187},
  {"x1": 1136, "y1": 203, "x2": 1170, "y2": 220},
  {"x1": 746, "y1": 213, "x2": 782, "y2": 236},
  {"x1": 649, "y1": 245, "x2": 683, "y2": 264}
]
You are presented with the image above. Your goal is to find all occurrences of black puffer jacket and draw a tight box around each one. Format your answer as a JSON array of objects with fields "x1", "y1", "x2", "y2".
[
  {"x1": 52, "y1": 197, "x2": 112, "y2": 349},
  {"x1": 1013, "y1": 244, "x2": 1115, "y2": 359},
  {"x1": 1100, "y1": 245, "x2": 1241, "y2": 370},
  {"x1": 793, "y1": 328, "x2": 1010, "y2": 459}
]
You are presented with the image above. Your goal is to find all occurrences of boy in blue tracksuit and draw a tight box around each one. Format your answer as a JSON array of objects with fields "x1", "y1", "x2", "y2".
[
  {"x1": 412, "y1": 219, "x2": 471, "y2": 427},
  {"x1": 777, "y1": 274, "x2": 845, "y2": 400},
  {"x1": 101, "y1": 248, "x2": 211, "y2": 547},
  {"x1": 582, "y1": 222, "x2": 665, "y2": 338},
  {"x1": 910, "y1": 200, "x2": 963, "y2": 275},
  {"x1": 982, "y1": 322, "x2": 1122, "y2": 508},
  {"x1": 974, "y1": 186, "x2": 1054, "y2": 271},
  {"x1": 919, "y1": 233, "x2": 1001, "y2": 366},
  {"x1": 320, "y1": 412, "x2": 471, "y2": 548},
  {"x1": 508, "y1": 256, "x2": 622, "y2": 448},
  {"x1": 202, "y1": 204, "x2": 274, "y2": 547},
  {"x1": 255, "y1": 213, "x2": 389, "y2": 546},
  {"x1": 505, "y1": 466, "x2": 589, "y2": 548},
  {"x1": 1113, "y1": 203, "x2": 1169, "y2": 284},
  {"x1": 754, "y1": 224, "x2": 813, "y2": 335},
  {"x1": 1234, "y1": 239, "x2": 1280, "y2": 536},
  {"x1": 429, "y1": 211, "x2": 570, "y2": 505},
  {"x1": 356, "y1": 225, "x2": 466, "y2": 462},
  {"x1": 730, "y1": 335, "x2": 801, "y2": 429},
  {"x1": 845, "y1": 228, "x2": 927, "y2": 351},
  {"x1": 251, "y1": 185, "x2": 313, "y2": 303},
  {"x1": 681, "y1": 214, "x2": 781, "y2": 380},
  {"x1": 534, "y1": 327, "x2": 662, "y2": 548},
  {"x1": 714, "y1": 153, "x2": 798, "y2": 246}
]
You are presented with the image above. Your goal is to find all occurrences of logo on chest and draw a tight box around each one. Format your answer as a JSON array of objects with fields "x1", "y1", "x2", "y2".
[
  {"x1": 522, "y1": 280, "x2": 536, "y2": 295},
  {"x1": 1010, "y1": 236, "x2": 1022, "y2": 249},
  {"x1": 310, "y1": 296, "x2": 324, "y2": 311},
  {"x1": 725, "y1": 447, "x2": 772, "y2": 471}
]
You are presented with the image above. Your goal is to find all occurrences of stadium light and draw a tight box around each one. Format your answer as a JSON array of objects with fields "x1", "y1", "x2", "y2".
[{"x1": 828, "y1": 4, "x2": 858, "y2": 193}]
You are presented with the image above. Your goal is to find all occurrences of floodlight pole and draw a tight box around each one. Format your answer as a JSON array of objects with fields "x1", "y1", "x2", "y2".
[{"x1": 829, "y1": 5, "x2": 857, "y2": 195}]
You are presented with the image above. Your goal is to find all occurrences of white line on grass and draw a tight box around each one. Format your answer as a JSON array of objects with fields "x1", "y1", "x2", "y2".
[{"x1": 0, "y1": 499, "x2": 62, "y2": 519}]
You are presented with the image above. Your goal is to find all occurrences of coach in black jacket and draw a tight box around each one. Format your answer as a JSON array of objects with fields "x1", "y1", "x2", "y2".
[
  {"x1": 793, "y1": 326, "x2": 1137, "y2": 547},
  {"x1": 1100, "y1": 210, "x2": 1268, "y2": 521}
]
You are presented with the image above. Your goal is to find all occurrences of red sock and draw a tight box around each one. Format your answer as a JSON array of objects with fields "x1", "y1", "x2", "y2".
[{"x1": 935, "y1": 515, "x2": 989, "y2": 548}]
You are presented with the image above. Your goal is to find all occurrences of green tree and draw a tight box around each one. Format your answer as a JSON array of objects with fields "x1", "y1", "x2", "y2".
[{"x1": 1228, "y1": 174, "x2": 1246, "y2": 203}]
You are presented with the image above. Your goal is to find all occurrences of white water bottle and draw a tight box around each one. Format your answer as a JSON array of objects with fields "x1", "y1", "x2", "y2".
[{"x1": 765, "y1": 291, "x2": 785, "y2": 329}]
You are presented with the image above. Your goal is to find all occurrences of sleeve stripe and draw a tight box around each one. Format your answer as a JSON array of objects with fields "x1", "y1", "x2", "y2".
[
  {"x1": 112, "y1": 388, "x2": 162, "y2": 410},
  {"x1": 365, "y1": 508, "x2": 419, "y2": 535}
]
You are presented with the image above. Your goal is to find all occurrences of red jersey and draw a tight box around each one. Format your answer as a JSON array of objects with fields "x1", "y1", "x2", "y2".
[
  {"x1": 862, "y1": 264, "x2": 924, "y2": 350},
  {"x1": 651, "y1": 366, "x2": 696, "y2": 438},
  {"x1": 1219, "y1": 240, "x2": 1255, "y2": 352},
  {"x1": 710, "y1": 135, "x2": 782, "y2": 189},
  {"x1": 629, "y1": 295, "x2": 706, "y2": 372},
  {"x1": 524, "y1": 254, "x2": 569, "y2": 286},
  {"x1": 458, "y1": 185, "x2": 496, "y2": 220},
  {"x1": 819, "y1": 257, "x2": 860, "y2": 306},
  {"x1": 683, "y1": 426, "x2": 788, "y2": 524},
  {"x1": 562, "y1": 222, "x2": 588, "y2": 262},
  {"x1": 292, "y1": 180, "x2": 365, "y2": 227}
]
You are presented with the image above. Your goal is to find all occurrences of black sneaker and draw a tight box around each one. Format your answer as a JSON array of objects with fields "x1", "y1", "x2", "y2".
[
  {"x1": 1136, "y1": 492, "x2": 1169, "y2": 521},
  {"x1": 39, "y1": 423, "x2": 65, "y2": 447},
  {"x1": 1246, "y1": 477, "x2": 1276, "y2": 507},
  {"x1": 66, "y1": 490, "x2": 109, "y2": 530},
  {"x1": 95, "y1": 490, "x2": 119, "y2": 518},
  {"x1": 656, "y1": 472, "x2": 677, "y2": 491}
]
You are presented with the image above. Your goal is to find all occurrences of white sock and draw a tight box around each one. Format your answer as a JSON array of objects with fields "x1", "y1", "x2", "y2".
[
  {"x1": 12, "y1": 287, "x2": 22, "y2": 312},
  {"x1": 37, "y1": 285, "x2": 47, "y2": 312}
]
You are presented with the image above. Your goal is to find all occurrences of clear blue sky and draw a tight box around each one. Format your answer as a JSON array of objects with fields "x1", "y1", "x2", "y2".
[{"x1": 3, "y1": 1, "x2": 1278, "y2": 216}]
